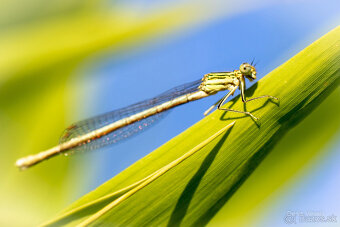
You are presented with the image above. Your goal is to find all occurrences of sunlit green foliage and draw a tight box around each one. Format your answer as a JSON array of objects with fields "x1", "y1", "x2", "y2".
[{"x1": 44, "y1": 27, "x2": 340, "y2": 226}]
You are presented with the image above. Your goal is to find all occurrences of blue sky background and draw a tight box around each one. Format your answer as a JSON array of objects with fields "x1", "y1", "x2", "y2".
[{"x1": 62, "y1": 0, "x2": 339, "y2": 225}]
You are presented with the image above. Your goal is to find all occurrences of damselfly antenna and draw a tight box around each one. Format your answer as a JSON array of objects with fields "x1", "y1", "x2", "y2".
[{"x1": 250, "y1": 57, "x2": 255, "y2": 66}]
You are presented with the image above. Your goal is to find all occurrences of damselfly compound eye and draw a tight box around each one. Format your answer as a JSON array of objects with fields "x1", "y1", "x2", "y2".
[{"x1": 240, "y1": 63, "x2": 252, "y2": 75}]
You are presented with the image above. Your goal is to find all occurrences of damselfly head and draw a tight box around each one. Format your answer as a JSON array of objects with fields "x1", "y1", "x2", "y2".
[{"x1": 240, "y1": 63, "x2": 256, "y2": 81}]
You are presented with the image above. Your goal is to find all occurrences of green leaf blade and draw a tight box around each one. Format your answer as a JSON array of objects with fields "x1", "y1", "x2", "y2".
[{"x1": 45, "y1": 26, "x2": 340, "y2": 226}]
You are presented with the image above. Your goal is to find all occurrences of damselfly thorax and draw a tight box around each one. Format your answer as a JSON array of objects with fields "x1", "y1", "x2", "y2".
[{"x1": 199, "y1": 71, "x2": 239, "y2": 94}]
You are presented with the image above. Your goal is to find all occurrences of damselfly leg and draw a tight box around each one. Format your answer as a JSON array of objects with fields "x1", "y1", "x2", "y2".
[{"x1": 217, "y1": 87, "x2": 259, "y2": 121}]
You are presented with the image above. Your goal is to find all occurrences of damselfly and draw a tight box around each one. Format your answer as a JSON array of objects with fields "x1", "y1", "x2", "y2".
[{"x1": 16, "y1": 63, "x2": 278, "y2": 170}]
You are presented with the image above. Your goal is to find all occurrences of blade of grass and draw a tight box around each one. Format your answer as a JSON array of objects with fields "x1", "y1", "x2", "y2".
[
  {"x1": 208, "y1": 86, "x2": 340, "y2": 227},
  {"x1": 75, "y1": 122, "x2": 235, "y2": 227},
  {"x1": 44, "y1": 26, "x2": 340, "y2": 226}
]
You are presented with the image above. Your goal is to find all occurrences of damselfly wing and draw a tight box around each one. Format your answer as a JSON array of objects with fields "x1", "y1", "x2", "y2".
[{"x1": 59, "y1": 79, "x2": 202, "y2": 154}]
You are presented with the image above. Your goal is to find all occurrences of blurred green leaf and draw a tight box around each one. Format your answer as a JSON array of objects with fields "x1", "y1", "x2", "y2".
[{"x1": 44, "y1": 26, "x2": 340, "y2": 226}]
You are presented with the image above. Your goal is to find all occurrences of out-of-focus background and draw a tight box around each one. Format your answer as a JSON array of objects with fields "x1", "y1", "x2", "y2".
[{"x1": 1, "y1": 0, "x2": 339, "y2": 226}]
